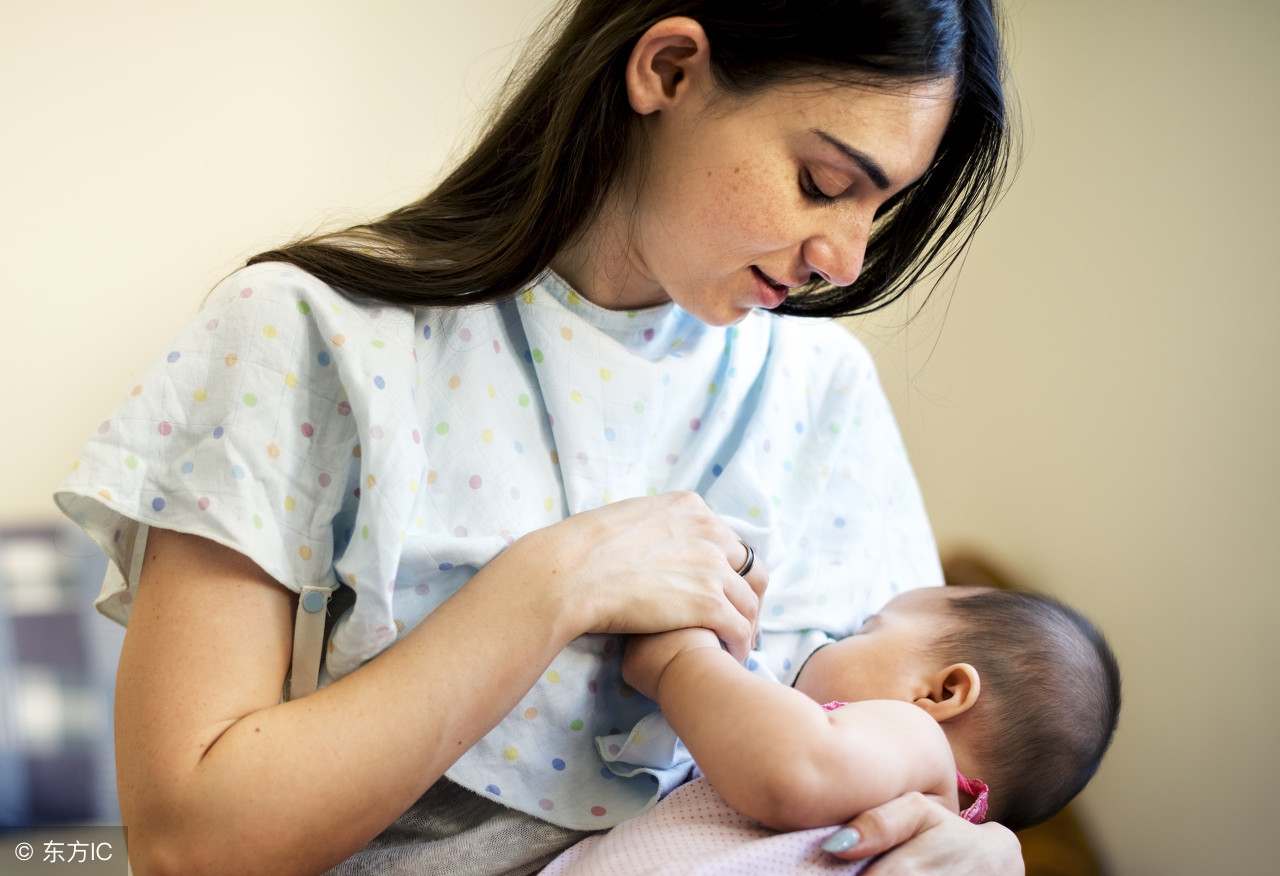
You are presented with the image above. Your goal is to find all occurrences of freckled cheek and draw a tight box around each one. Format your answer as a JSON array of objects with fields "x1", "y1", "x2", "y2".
[
  {"x1": 680, "y1": 183, "x2": 749, "y2": 253},
  {"x1": 668, "y1": 157, "x2": 786, "y2": 258},
  {"x1": 714, "y1": 175, "x2": 792, "y2": 248}
]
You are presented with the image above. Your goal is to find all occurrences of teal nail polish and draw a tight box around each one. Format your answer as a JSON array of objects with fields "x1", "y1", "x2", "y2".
[{"x1": 821, "y1": 828, "x2": 860, "y2": 853}]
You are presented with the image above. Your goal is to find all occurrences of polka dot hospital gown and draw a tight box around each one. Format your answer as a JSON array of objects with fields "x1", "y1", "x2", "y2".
[{"x1": 55, "y1": 262, "x2": 942, "y2": 830}]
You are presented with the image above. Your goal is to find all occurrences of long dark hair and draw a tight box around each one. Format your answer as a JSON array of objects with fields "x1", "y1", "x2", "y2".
[{"x1": 248, "y1": 0, "x2": 1014, "y2": 318}]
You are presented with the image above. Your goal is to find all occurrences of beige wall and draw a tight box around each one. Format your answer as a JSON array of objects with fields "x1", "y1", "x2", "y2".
[
  {"x1": 3, "y1": 1, "x2": 1276, "y2": 873},
  {"x1": 0, "y1": 0, "x2": 544, "y2": 524},
  {"x1": 846, "y1": 1, "x2": 1280, "y2": 872}
]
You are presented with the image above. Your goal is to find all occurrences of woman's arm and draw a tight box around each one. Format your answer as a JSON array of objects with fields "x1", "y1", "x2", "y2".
[
  {"x1": 121, "y1": 527, "x2": 589, "y2": 876},
  {"x1": 119, "y1": 493, "x2": 763, "y2": 876},
  {"x1": 622, "y1": 630, "x2": 957, "y2": 832}
]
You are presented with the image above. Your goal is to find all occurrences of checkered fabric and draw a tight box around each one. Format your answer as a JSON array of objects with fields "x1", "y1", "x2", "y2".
[{"x1": 0, "y1": 525, "x2": 122, "y2": 826}]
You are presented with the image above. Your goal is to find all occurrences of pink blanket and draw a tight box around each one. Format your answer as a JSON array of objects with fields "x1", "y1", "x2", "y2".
[{"x1": 541, "y1": 776, "x2": 869, "y2": 875}]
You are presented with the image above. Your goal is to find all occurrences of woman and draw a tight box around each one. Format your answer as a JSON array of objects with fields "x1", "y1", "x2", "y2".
[{"x1": 56, "y1": 1, "x2": 1018, "y2": 873}]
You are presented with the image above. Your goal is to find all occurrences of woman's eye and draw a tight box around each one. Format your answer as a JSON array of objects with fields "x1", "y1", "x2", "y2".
[{"x1": 799, "y1": 168, "x2": 837, "y2": 205}]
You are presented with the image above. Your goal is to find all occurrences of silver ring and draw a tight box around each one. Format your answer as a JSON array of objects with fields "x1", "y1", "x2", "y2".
[{"x1": 734, "y1": 542, "x2": 755, "y2": 577}]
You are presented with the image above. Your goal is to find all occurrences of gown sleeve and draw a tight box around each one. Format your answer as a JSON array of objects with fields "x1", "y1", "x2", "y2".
[{"x1": 54, "y1": 264, "x2": 368, "y2": 623}]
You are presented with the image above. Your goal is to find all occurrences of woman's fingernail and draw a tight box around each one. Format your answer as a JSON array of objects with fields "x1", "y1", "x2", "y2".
[{"x1": 821, "y1": 828, "x2": 860, "y2": 853}]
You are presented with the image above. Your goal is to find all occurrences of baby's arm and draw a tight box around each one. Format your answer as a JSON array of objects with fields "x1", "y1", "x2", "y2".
[{"x1": 623, "y1": 629, "x2": 960, "y2": 832}]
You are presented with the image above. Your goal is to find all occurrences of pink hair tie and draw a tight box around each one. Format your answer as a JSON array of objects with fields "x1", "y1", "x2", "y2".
[{"x1": 957, "y1": 771, "x2": 989, "y2": 824}]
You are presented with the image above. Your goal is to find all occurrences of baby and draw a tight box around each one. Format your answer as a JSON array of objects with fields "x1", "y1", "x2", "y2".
[{"x1": 545, "y1": 585, "x2": 1121, "y2": 874}]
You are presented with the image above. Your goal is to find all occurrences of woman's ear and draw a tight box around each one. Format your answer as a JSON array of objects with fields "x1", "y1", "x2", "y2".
[
  {"x1": 625, "y1": 17, "x2": 712, "y2": 115},
  {"x1": 914, "y1": 663, "x2": 980, "y2": 723}
]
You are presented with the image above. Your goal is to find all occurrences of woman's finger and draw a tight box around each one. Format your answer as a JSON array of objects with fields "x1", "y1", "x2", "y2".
[
  {"x1": 820, "y1": 792, "x2": 1023, "y2": 875},
  {"x1": 720, "y1": 557, "x2": 763, "y2": 615},
  {"x1": 820, "y1": 792, "x2": 944, "y2": 861},
  {"x1": 740, "y1": 550, "x2": 768, "y2": 598},
  {"x1": 708, "y1": 608, "x2": 753, "y2": 664},
  {"x1": 708, "y1": 547, "x2": 757, "y2": 661},
  {"x1": 740, "y1": 552, "x2": 769, "y2": 649},
  {"x1": 709, "y1": 531, "x2": 768, "y2": 658}
]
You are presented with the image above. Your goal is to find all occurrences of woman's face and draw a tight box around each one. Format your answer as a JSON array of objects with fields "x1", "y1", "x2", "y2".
[{"x1": 583, "y1": 76, "x2": 955, "y2": 325}]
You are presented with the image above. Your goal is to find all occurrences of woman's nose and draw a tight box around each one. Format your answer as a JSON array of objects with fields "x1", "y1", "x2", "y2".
[{"x1": 804, "y1": 223, "x2": 870, "y2": 288}]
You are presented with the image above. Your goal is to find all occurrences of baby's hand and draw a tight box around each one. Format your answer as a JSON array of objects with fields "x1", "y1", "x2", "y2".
[{"x1": 622, "y1": 628, "x2": 723, "y2": 700}]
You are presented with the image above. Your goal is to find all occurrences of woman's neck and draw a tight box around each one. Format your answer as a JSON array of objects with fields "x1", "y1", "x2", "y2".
[{"x1": 549, "y1": 185, "x2": 669, "y2": 313}]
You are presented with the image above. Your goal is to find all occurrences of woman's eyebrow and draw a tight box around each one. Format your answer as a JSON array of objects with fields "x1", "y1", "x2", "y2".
[{"x1": 812, "y1": 130, "x2": 892, "y2": 191}]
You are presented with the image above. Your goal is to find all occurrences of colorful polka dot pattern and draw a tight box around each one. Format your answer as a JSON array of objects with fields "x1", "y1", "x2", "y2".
[{"x1": 54, "y1": 264, "x2": 941, "y2": 832}]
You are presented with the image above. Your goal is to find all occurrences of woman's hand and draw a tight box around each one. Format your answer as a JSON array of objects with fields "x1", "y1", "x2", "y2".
[
  {"x1": 513, "y1": 491, "x2": 768, "y2": 661},
  {"x1": 821, "y1": 792, "x2": 1024, "y2": 875}
]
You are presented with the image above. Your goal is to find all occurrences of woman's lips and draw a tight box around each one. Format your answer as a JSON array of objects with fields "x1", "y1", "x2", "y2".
[{"x1": 751, "y1": 266, "x2": 789, "y2": 309}]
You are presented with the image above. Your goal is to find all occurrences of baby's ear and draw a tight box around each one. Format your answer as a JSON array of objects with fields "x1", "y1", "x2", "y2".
[{"x1": 914, "y1": 663, "x2": 980, "y2": 723}]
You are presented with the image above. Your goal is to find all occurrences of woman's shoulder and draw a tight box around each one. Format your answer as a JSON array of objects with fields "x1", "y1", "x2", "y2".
[
  {"x1": 203, "y1": 261, "x2": 426, "y2": 357},
  {"x1": 208, "y1": 261, "x2": 400, "y2": 317}
]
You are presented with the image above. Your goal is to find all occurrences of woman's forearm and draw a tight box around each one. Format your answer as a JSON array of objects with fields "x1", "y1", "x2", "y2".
[
  {"x1": 124, "y1": 493, "x2": 760, "y2": 876},
  {"x1": 120, "y1": 529, "x2": 588, "y2": 876}
]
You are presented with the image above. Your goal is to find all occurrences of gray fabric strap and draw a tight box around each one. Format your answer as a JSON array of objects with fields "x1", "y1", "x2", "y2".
[{"x1": 288, "y1": 584, "x2": 331, "y2": 699}]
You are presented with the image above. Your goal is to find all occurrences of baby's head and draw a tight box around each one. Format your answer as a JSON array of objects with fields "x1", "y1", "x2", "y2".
[
  {"x1": 794, "y1": 585, "x2": 1121, "y2": 830},
  {"x1": 931, "y1": 586, "x2": 1121, "y2": 829}
]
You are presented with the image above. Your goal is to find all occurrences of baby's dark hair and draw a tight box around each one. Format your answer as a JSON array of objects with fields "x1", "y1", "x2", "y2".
[{"x1": 937, "y1": 588, "x2": 1121, "y2": 831}]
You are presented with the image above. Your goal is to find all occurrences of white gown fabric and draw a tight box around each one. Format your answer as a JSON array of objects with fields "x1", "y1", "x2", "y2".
[{"x1": 55, "y1": 263, "x2": 941, "y2": 828}]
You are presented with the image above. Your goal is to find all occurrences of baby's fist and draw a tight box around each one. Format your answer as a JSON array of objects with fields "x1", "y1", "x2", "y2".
[{"x1": 622, "y1": 628, "x2": 722, "y2": 700}]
